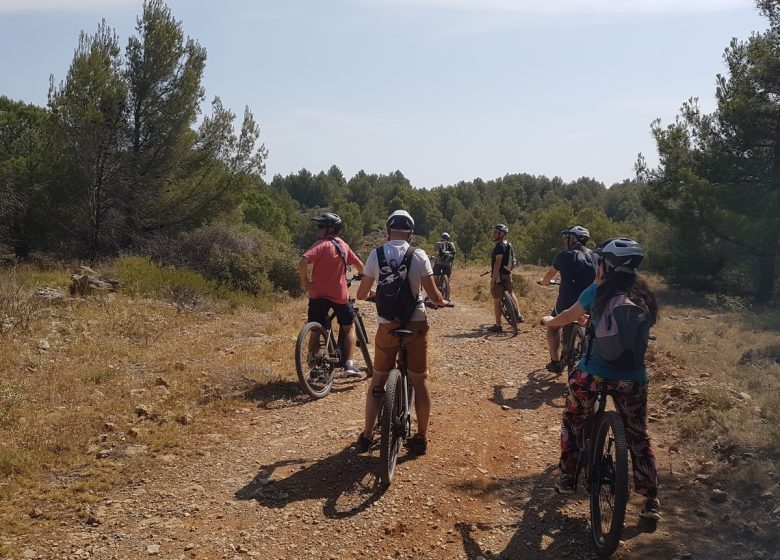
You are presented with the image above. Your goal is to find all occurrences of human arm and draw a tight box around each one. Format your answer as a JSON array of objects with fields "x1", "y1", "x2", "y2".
[
  {"x1": 356, "y1": 274, "x2": 375, "y2": 300},
  {"x1": 541, "y1": 301, "x2": 587, "y2": 328},
  {"x1": 490, "y1": 247, "x2": 503, "y2": 283},
  {"x1": 538, "y1": 266, "x2": 558, "y2": 285},
  {"x1": 298, "y1": 256, "x2": 311, "y2": 293}
]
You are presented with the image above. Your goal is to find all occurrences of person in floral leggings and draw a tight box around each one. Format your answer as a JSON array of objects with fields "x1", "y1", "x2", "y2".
[{"x1": 542, "y1": 237, "x2": 661, "y2": 521}]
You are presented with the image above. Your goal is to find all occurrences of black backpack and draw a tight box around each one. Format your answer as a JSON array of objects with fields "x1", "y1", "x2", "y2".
[
  {"x1": 572, "y1": 248, "x2": 597, "y2": 294},
  {"x1": 586, "y1": 293, "x2": 651, "y2": 371},
  {"x1": 375, "y1": 245, "x2": 419, "y2": 327}
]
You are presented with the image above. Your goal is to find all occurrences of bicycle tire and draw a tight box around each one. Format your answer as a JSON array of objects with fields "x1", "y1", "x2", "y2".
[
  {"x1": 568, "y1": 326, "x2": 587, "y2": 376},
  {"x1": 501, "y1": 291, "x2": 519, "y2": 335},
  {"x1": 355, "y1": 314, "x2": 374, "y2": 378},
  {"x1": 294, "y1": 322, "x2": 336, "y2": 399},
  {"x1": 590, "y1": 410, "x2": 629, "y2": 558},
  {"x1": 379, "y1": 369, "x2": 403, "y2": 486},
  {"x1": 438, "y1": 275, "x2": 450, "y2": 300}
]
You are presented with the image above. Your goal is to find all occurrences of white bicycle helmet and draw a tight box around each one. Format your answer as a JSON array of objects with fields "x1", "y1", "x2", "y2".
[
  {"x1": 595, "y1": 238, "x2": 643, "y2": 273},
  {"x1": 386, "y1": 209, "x2": 415, "y2": 232}
]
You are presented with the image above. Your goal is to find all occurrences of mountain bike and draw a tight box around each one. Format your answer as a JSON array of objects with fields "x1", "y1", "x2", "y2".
[
  {"x1": 294, "y1": 274, "x2": 373, "y2": 399},
  {"x1": 541, "y1": 280, "x2": 587, "y2": 375},
  {"x1": 379, "y1": 300, "x2": 453, "y2": 486},
  {"x1": 435, "y1": 273, "x2": 450, "y2": 300},
  {"x1": 482, "y1": 270, "x2": 520, "y2": 335},
  {"x1": 572, "y1": 382, "x2": 629, "y2": 558}
]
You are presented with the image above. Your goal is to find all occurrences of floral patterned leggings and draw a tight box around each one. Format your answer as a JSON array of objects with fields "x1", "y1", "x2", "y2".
[{"x1": 560, "y1": 368, "x2": 658, "y2": 498}]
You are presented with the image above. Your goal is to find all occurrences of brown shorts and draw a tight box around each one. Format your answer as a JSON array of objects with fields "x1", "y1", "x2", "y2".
[
  {"x1": 491, "y1": 274, "x2": 513, "y2": 298},
  {"x1": 374, "y1": 320, "x2": 430, "y2": 373}
]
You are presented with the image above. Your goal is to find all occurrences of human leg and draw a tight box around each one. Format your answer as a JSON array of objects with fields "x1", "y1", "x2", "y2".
[{"x1": 612, "y1": 380, "x2": 658, "y2": 499}]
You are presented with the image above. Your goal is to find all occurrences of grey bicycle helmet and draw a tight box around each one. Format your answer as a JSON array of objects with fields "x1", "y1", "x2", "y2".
[
  {"x1": 387, "y1": 209, "x2": 415, "y2": 231},
  {"x1": 561, "y1": 225, "x2": 590, "y2": 242},
  {"x1": 494, "y1": 224, "x2": 509, "y2": 233},
  {"x1": 440, "y1": 232, "x2": 451, "y2": 241},
  {"x1": 310, "y1": 212, "x2": 342, "y2": 231},
  {"x1": 595, "y1": 237, "x2": 643, "y2": 272}
]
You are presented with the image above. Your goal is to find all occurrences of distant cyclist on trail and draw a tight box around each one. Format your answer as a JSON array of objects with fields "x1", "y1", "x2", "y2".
[
  {"x1": 432, "y1": 232, "x2": 456, "y2": 287},
  {"x1": 488, "y1": 224, "x2": 523, "y2": 333},
  {"x1": 355, "y1": 210, "x2": 448, "y2": 456},
  {"x1": 537, "y1": 225, "x2": 597, "y2": 373},
  {"x1": 298, "y1": 213, "x2": 365, "y2": 377},
  {"x1": 541, "y1": 238, "x2": 661, "y2": 521}
]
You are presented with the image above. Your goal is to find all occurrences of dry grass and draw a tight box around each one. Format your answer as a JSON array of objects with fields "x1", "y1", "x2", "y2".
[{"x1": 0, "y1": 263, "x2": 304, "y2": 538}]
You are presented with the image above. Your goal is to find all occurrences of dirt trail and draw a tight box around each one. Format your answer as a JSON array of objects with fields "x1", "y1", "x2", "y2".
[{"x1": 9, "y1": 290, "x2": 768, "y2": 560}]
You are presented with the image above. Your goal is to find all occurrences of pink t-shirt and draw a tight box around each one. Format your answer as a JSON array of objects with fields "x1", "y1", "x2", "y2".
[{"x1": 303, "y1": 237, "x2": 360, "y2": 304}]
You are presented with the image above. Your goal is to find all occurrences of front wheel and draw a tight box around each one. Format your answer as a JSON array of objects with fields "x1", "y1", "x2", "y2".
[
  {"x1": 501, "y1": 292, "x2": 519, "y2": 335},
  {"x1": 590, "y1": 411, "x2": 629, "y2": 558},
  {"x1": 379, "y1": 369, "x2": 404, "y2": 486},
  {"x1": 295, "y1": 322, "x2": 336, "y2": 399}
]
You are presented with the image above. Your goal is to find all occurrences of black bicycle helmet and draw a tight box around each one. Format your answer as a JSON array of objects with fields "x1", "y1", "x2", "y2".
[
  {"x1": 595, "y1": 237, "x2": 643, "y2": 272},
  {"x1": 386, "y1": 209, "x2": 415, "y2": 231},
  {"x1": 494, "y1": 224, "x2": 509, "y2": 233},
  {"x1": 310, "y1": 213, "x2": 342, "y2": 231},
  {"x1": 561, "y1": 225, "x2": 590, "y2": 242},
  {"x1": 440, "y1": 232, "x2": 451, "y2": 241}
]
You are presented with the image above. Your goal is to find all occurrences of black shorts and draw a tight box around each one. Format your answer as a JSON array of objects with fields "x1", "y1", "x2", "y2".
[
  {"x1": 308, "y1": 298, "x2": 355, "y2": 326},
  {"x1": 433, "y1": 264, "x2": 452, "y2": 277}
]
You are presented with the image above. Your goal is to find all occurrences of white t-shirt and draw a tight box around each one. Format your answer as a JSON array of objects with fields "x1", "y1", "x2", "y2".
[{"x1": 363, "y1": 240, "x2": 433, "y2": 324}]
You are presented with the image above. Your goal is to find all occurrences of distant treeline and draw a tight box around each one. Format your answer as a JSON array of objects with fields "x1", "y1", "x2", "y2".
[{"x1": 1, "y1": 0, "x2": 777, "y2": 301}]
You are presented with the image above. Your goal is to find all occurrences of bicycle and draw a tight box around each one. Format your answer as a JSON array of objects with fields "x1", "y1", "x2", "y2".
[
  {"x1": 545, "y1": 280, "x2": 588, "y2": 376},
  {"x1": 572, "y1": 382, "x2": 629, "y2": 558},
  {"x1": 294, "y1": 274, "x2": 373, "y2": 400},
  {"x1": 482, "y1": 270, "x2": 520, "y2": 335},
  {"x1": 379, "y1": 300, "x2": 453, "y2": 486}
]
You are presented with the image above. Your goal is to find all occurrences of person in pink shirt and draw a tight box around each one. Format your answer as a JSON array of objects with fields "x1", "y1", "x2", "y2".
[{"x1": 298, "y1": 213, "x2": 365, "y2": 377}]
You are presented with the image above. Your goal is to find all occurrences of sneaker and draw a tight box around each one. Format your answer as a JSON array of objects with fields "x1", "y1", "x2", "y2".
[
  {"x1": 403, "y1": 434, "x2": 427, "y2": 455},
  {"x1": 639, "y1": 498, "x2": 662, "y2": 520},
  {"x1": 356, "y1": 433, "x2": 372, "y2": 453},
  {"x1": 343, "y1": 360, "x2": 362, "y2": 378},
  {"x1": 555, "y1": 473, "x2": 576, "y2": 495},
  {"x1": 545, "y1": 360, "x2": 562, "y2": 374},
  {"x1": 487, "y1": 324, "x2": 503, "y2": 333},
  {"x1": 518, "y1": 314, "x2": 526, "y2": 323}
]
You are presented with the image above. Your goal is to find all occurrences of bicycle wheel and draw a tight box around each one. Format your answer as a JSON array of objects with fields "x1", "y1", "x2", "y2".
[
  {"x1": 379, "y1": 369, "x2": 404, "y2": 486},
  {"x1": 501, "y1": 292, "x2": 519, "y2": 335},
  {"x1": 294, "y1": 322, "x2": 336, "y2": 399},
  {"x1": 590, "y1": 411, "x2": 629, "y2": 558},
  {"x1": 438, "y1": 275, "x2": 450, "y2": 300},
  {"x1": 355, "y1": 314, "x2": 374, "y2": 378},
  {"x1": 568, "y1": 326, "x2": 587, "y2": 375}
]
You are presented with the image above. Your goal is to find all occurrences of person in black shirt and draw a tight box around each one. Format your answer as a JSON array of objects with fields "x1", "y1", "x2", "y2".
[
  {"x1": 537, "y1": 225, "x2": 597, "y2": 373},
  {"x1": 488, "y1": 224, "x2": 523, "y2": 332},
  {"x1": 432, "y1": 232, "x2": 457, "y2": 286}
]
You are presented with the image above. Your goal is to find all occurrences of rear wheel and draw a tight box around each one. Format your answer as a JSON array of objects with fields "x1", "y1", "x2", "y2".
[
  {"x1": 294, "y1": 322, "x2": 336, "y2": 399},
  {"x1": 379, "y1": 369, "x2": 404, "y2": 486},
  {"x1": 355, "y1": 314, "x2": 374, "y2": 378},
  {"x1": 501, "y1": 292, "x2": 519, "y2": 335},
  {"x1": 590, "y1": 411, "x2": 629, "y2": 558},
  {"x1": 437, "y1": 275, "x2": 450, "y2": 300}
]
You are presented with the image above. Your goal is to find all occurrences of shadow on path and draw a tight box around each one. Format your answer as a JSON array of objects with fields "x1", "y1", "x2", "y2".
[
  {"x1": 490, "y1": 369, "x2": 566, "y2": 411},
  {"x1": 235, "y1": 444, "x2": 416, "y2": 519}
]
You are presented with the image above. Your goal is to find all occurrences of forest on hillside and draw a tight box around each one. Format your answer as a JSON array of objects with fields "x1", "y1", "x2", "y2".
[{"x1": 1, "y1": 0, "x2": 778, "y2": 301}]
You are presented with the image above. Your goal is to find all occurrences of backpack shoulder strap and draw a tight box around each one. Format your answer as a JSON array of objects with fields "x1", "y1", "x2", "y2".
[
  {"x1": 376, "y1": 245, "x2": 387, "y2": 268},
  {"x1": 330, "y1": 238, "x2": 348, "y2": 274}
]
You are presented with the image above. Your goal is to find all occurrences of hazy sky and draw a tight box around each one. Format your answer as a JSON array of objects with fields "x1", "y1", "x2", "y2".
[{"x1": 0, "y1": 0, "x2": 768, "y2": 188}]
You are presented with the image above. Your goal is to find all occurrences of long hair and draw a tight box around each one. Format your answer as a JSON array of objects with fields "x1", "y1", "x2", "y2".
[{"x1": 593, "y1": 271, "x2": 658, "y2": 325}]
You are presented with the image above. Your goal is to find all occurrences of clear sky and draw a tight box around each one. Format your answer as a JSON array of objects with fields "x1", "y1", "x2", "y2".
[{"x1": 0, "y1": 0, "x2": 768, "y2": 188}]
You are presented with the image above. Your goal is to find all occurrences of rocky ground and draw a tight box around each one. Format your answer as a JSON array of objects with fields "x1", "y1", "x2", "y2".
[{"x1": 3, "y1": 282, "x2": 778, "y2": 560}]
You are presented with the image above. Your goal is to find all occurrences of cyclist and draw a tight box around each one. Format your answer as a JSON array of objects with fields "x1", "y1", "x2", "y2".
[
  {"x1": 432, "y1": 232, "x2": 457, "y2": 288},
  {"x1": 537, "y1": 225, "x2": 597, "y2": 373},
  {"x1": 541, "y1": 238, "x2": 661, "y2": 521},
  {"x1": 488, "y1": 224, "x2": 523, "y2": 333},
  {"x1": 298, "y1": 213, "x2": 365, "y2": 377},
  {"x1": 355, "y1": 210, "x2": 448, "y2": 455}
]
